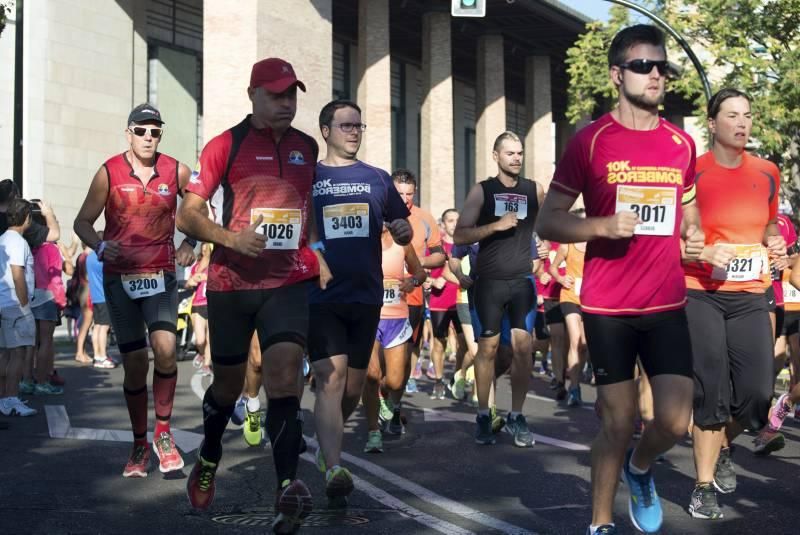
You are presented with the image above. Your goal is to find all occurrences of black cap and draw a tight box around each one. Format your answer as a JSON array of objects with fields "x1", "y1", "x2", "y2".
[{"x1": 127, "y1": 103, "x2": 164, "y2": 125}]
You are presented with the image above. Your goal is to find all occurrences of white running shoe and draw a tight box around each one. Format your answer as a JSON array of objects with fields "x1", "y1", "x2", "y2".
[{"x1": 0, "y1": 397, "x2": 38, "y2": 416}]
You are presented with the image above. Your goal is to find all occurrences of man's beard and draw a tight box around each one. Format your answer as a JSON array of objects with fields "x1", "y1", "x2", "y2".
[{"x1": 623, "y1": 85, "x2": 664, "y2": 112}]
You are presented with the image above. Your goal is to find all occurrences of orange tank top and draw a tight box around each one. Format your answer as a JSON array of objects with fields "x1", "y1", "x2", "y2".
[
  {"x1": 381, "y1": 232, "x2": 408, "y2": 319},
  {"x1": 560, "y1": 243, "x2": 585, "y2": 306}
]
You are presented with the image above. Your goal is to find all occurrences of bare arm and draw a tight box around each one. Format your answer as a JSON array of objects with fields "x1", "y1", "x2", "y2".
[
  {"x1": 536, "y1": 189, "x2": 632, "y2": 243},
  {"x1": 38, "y1": 201, "x2": 60, "y2": 242},
  {"x1": 548, "y1": 244, "x2": 569, "y2": 285},
  {"x1": 176, "y1": 192, "x2": 242, "y2": 251},
  {"x1": 73, "y1": 166, "x2": 109, "y2": 251},
  {"x1": 453, "y1": 183, "x2": 517, "y2": 245},
  {"x1": 11, "y1": 265, "x2": 29, "y2": 306}
]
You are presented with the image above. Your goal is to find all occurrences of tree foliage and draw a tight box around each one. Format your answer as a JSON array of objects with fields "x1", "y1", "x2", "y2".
[
  {"x1": 0, "y1": 1, "x2": 13, "y2": 38},
  {"x1": 566, "y1": 0, "x2": 800, "y2": 201}
]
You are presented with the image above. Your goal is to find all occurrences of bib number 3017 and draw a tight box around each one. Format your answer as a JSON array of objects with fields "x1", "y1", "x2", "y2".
[{"x1": 615, "y1": 185, "x2": 676, "y2": 236}]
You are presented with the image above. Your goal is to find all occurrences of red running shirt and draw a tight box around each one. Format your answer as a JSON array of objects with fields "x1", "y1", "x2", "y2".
[
  {"x1": 550, "y1": 113, "x2": 696, "y2": 315},
  {"x1": 103, "y1": 152, "x2": 179, "y2": 274},
  {"x1": 775, "y1": 214, "x2": 798, "y2": 307},
  {"x1": 186, "y1": 117, "x2": 319, "y2": 292}
]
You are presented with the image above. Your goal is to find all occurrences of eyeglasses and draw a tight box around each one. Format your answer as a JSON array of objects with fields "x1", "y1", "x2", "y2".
[
  {"x1": 332, "y1": 123, "x2": 367, "y2": 133},
  {"x1": 618, "y1": 59, "x2": 672, "y2": 77},
  {"x1": 128, "y1": 126, "x2": 163, "y2": 138}
]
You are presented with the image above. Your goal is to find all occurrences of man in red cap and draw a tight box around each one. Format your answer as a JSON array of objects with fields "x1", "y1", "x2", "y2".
[{"x1": 178, "y1": 57, "x2": 330, "y2": 534}]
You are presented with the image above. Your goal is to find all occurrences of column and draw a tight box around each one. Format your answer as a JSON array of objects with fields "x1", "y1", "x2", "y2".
[
  {"x1": 475, "y1": 34, "x2": 505, "y2": 182},
  {"x1": 420, "y1": 11, "x2": 454, "y2": 216},
  {"x1": 356, "y1": 0, "x2": 392, "y2": 171},
  {"x1": 524, "y1": 56, "x2": 553, "y2": 185}
]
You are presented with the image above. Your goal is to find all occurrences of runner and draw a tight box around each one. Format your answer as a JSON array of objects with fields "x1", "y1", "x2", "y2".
[
  {"x1": 454, "y1": 130, "x2": 543, "y2": 448},
  {"x1": 550, "y1": 232, "x2": 588, "y2": 408},
  {"x1": 428, "y1": 209, "x2": 463, "y2": 400},
  {"x1": 682, "y1": 88, "x2": 784, "y2": 519},
  {"x1": 540, "y1": 240, "x2": 568, "y2": 401},
  {"x1": 185, "y1": 243, "x2": 211, "y2": 377},
  {"x1": 74, "y1": 103, "x2": 196, "y2": 477},
  {"x1": 536, "y1": 25, "x2": 706, "y2": 535},
  {"x1": 308, "y1": 99, "x2": 412, "y2": 508},
  {"x1": 177, "y1": 58, "x2": 323, "y2": 533},
  {"x1": 392, "y1": 169, "x2": 446, "y2": 393},
  {"x1": 362, "y1": 224, "x2": 426, "y2": 452},
  {"x1": 448, "y1": 242, "x2": 479, "y2": 401}
]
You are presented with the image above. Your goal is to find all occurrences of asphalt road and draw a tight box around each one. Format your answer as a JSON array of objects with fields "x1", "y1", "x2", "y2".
[{"x1": 2, "y1": 338, "x2": 800, "y2": 534}]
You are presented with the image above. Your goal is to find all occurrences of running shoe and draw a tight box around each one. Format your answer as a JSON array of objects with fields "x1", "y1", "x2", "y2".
[
  {"x1": 387, "y1": 410, "x2": 406, "y2": 435},
  {"x1": 231, "y1": 396, "x2": 246, "y2": 426},
  {"x1": 243, "y1": 405, "x2": 263, "y2": 447},
  {"x1": 426, "y1": 363, "x2": 437, "y2": 380},
  {"x1": 768, "y1": 393, "x2": 792, "y2": 432},
  {"x1": 504, "y1": 414, "x2": 535, "y2": 447},
  {"x1": 450, "y1": 376, "x2": 466, "y2": 400},
  {"x1": 567, "y1": 385, "x2": 582, "y2": 407},
  {"x1": 93, "y1": 357, "x2": 116, "y2": 369},
  {"x1": 152, "y1": 431, "x2": 185, "y2": 472},
  {"x1": 405, "y1": 378, "x2": 418, "y2": 393},
  {"x1": 587, "y1": 525, "x2": 617, "y2": 535},
  {"x1": 621, "y1": 448, "x2": 663, "y2": 534},
  {"x1": 489, "y1": 406, "x2": 505, "y2": 434},
  {"x1": 753, "y1": 429, "x2": 785, "y2": 456},
  {"x1": 122, "y1": 443, "x2": 151, "y2": 478},
  {"x1": 325, "y1": 466, "x2": 354, "y2": 508},
  {"x1": 688, "y1": 482, "x2": 723, "y2": 519},
  {"x1": 378, "y1": 395, "x2": 395, "y2": 424},
  {"x1": 273, "y1": 479, "x2": 313, "y2": 533},
  {"x1": 315, "y1": 446, "x2": 327, "y2": 473},
  {"x1": 34, "y1": 382, "x2": 63, "y2": 395},
  {"x1": 186, "y1": 454, "x2": 218, "y2": 510},
  {"x1": 49, "y1": 370, "x2": 65, "y2": 387},
  {"x1": 364, "y1": 430, "x2": 383, "y2": 453},
  {"x1": 18, "y1": 380, "x2": 35, "y2": 395},
  {"x1": 411, "y1": 362, "x2": 423, "y2": 380},
  {"x1": 475, "y1": 413, "x2": 496, "y2": 445},
  {"x1": 431, "y1": 380, "x2": 447, "y2": 400},
  {"x1": 632, "y1": 418, "x2": 644, "y2": 440},
  {"x1": 198, "y1": 365, "x2": 213, "y2": 377},
  {"x1": 0, "y1": 397, "x2": 37, "y2": 417},
  {"x1": 713, "y1": 447, "x2": 736, "y2": 494},
  {"x1": 192, "y1": 354, "x2": 204, "y2": 369}
]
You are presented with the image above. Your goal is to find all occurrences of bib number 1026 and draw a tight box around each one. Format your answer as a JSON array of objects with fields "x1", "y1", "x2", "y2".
[{"x1": 261, "y1": 223, "x2": 294, "y2": 240}]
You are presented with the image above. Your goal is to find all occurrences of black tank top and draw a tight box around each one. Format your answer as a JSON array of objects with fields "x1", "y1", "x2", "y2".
[{"x1": 475, "y1": 176, "x2": 538, "y2": 280}]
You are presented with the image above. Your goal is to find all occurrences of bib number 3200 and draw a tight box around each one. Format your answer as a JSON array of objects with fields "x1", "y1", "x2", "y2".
[{"x1": 121, "y1": 271, "x2": 165, "y2": 300}]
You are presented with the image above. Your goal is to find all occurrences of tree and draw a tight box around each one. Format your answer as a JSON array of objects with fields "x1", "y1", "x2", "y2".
[
  {"x1": 566, "y1": 1, "x2": 800, "y2": 203},
  {"x1": 0, "y1": 1, "x2": 13, "y2": 38}
]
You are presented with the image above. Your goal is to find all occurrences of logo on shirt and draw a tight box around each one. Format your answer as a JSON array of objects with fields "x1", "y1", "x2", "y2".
[
  {"x1": 605, "y1": 160, "x2": 682, "y2": 185},
  {"x1": 256, "y1": 156, "x2": 274, "y2": 161},
  {"x1": 312, "y1": 178, "x2": 372, "y2": 197},
  {"x1": 157, "y1": 183, "x2": 170, "y2": 196},
  {"x1": 190, "y1": 162, "x2": 202, "y2": 184},
  {"x1": 288, "y1": 151, "x2": 305, "y2": 165},
  {"x1": 672, "y1": 135, "x2": 683, "y2": 145}
]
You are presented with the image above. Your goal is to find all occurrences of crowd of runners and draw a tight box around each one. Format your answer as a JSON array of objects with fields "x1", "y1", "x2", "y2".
[{"x1": 3, "y1": 22, "x2": 799, "y2": 535}]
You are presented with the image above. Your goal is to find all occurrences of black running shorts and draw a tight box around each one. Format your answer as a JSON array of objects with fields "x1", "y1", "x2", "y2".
[
  {"x1": 308, "y1": 303, "x2": 382, "y2": 370},
  {"x1": 408, "y1": 305, "x2": 424, "y2": 346},
  {"x1": 430, "y1": 308, "x2": 462, "y2": 339},
  {"x1": 207, "y1": 283, "x2": 309, "y2": 366},
  {"x1": 473, "y1": 277, "x2": 535, "y2": 337},
  {"x1": 686, "y1": 290, "x2": 773, "y2": 430},
  {"x1": 103, "y1": 271, "x2": 178, "y2": 354},
  {"x1": 560, "y1": 302, "x2": 581, "y2": 317},
  {"x1": 782, "y1": 310, "x2": 800, "y2": 337},
  {"x1": 583, "y1": 309, "x2": 693, "y2": 386},
  {"x1": 543, "y1": 299, "x2": 564, "y2": 325}
]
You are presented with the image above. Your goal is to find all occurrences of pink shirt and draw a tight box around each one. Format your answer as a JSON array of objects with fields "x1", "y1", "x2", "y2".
[
  {"x1": 190, "y1": 262, "x2": 208, "y2": 307},
  {"x1": 33, "y1": 242, "x2": 66, "y2": 309},
  {"x1": 429, "y1": 240, "x2": 458, "y2": 311},
  {"x1": 550, "y1": 113, "x2": 696, "y2": 315}
]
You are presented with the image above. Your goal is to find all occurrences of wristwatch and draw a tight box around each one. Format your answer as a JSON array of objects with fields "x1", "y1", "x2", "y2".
[{"x1": 412, "y1": 277, "x2": 422, "y2": 287}]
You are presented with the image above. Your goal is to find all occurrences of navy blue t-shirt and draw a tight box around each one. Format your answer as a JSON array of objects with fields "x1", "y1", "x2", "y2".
[{"x1": 309, "y1": 160, "x2": 410, "y2": 305}]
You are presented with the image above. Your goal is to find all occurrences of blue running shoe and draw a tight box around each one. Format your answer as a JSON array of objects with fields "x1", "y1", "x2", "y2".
[
  {"x1": 405, "y1": 378, "x2": 418, "y2": 393},
  {"x1": 231, "y1": 396, "x2": 246, "y2": 426},
  {"x1": 622, "y1": 448, "x2": 662, "y2": 533}
]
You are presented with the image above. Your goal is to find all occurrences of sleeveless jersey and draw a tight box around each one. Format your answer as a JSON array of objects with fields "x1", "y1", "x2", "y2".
[
  {"x1": 380, "y1": 232, "x2": 409, "y2": 320},
  {"x1": 560, "y1": 243, "x2": 585, "y2": 306},
  {"x1": 103, "y1": 152, "x2": 179, "y2": 274}
]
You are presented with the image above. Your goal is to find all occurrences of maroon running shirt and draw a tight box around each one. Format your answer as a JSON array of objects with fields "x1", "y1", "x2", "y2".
[
  {"x1": 550, "y1": 113, "x2": 697, "y2": 316},
  {"x1": 186, "y1": 117, "x2": 319, "y2": 292},
  {"x1": 103, "y1": 152, "x2": 179, "y2": 275}
]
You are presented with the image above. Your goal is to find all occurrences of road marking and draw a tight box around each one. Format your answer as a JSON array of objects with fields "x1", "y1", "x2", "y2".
[
  {"x1": 422, "y1": 409, "x2": 590, "y2": 452},
  {"x1": 190, "y1": 373, "x2": 207, "y2": 403},
  {"x1": 45, "y1": 405, "x2": 203, "y2": 452},
  {"x1": 526, "y1": 392, "x2": 594, "y2": 411}
]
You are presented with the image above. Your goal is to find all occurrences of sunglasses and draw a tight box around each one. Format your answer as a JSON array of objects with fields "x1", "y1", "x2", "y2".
[
  {"x1": 128, "y1": 126, "x2": 163, "y2": 138},
  {"x1": 618, "y1": 59, "x2": 673, "y2": 77}
]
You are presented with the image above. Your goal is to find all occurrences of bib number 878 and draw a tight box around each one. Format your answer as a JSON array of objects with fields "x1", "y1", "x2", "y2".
[
  {"x1": 261, "y1": 223, "x2": 294, "y2": 240},
  {"x1": 128, "y1": 278, "x2": 157, "y2": 292},
  {"x1": 384, "y1": 288, "x2": 397, "y2": 301},
  {"x1": 630, "y1": 204, "x2": 666, "y2": 223}
]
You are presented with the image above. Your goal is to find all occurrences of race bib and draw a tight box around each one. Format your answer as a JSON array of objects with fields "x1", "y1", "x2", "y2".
[
  {"x1": 615, "y1": 186, "x2": 676, "y2": 236},
  {"x1": 574, "y1": 277, "x2": 582, "y2": 297},
  {"x1": 784, "y1": 281, "x2": 800, "y2": 303},
  {"x1": 711, "y1": 244, "x2": 765, "y2": 282},
  {"x1": 494, "y1": 193, "x2": 528, "y2": 220},
  {"x1": 323, "y1": 203, "x2": 369, "y2": 239},
  {"x1": 122, "y1": 271, "x2": 165, "y2": 300},
  {"x1": 383, "y1": 279, "x2": 402, "y2": 305},
  {"x1": 251, "y1": 208, "x2": 301, "y2": 250}
]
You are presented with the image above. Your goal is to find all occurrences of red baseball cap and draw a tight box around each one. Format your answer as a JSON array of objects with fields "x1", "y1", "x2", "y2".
[{"x1": 249, "y1": 58, "x2": 306, "y2": 93}]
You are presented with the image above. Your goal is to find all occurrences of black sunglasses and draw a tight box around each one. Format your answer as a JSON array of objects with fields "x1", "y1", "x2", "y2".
[
  {"x1": 129, "y1": 126, "x2": 163, "y2": 138},
  {"x1": 618, "y1": 59, "x2": 673, "y2": 77}
]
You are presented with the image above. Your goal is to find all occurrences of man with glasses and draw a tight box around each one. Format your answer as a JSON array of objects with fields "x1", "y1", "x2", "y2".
[
  {"x1": 74, "y1": 103, "x2": 197, "y2": 477},
  {"x1": 308, "y1": 99, "x2": 412, "y2": 508},
  {"x1": 178, "y1": 58, "x2": 326, "y2": 533},
  {"x1": 536, "y1": 25, "x2": 705, "y2": 535}
]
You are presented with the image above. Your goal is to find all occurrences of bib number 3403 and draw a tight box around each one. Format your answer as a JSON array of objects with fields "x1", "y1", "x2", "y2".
[{"x1": 121, "y1": 271, "x2": 165, "y2": 300}]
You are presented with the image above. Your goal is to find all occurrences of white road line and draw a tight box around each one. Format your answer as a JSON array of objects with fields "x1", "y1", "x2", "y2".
[
  {"x1": 45, "y1": 405, "x2": 203, "y2": 451},
  {"x1": 526, "y1": 392, "x2": 594, "y2": 411},
  {"x1": 422, "y1": 409, "x2": 590, "y2": 452}
]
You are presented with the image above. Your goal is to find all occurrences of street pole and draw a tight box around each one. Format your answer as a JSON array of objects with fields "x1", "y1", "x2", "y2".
[{"x1": 603, "y1": 0, "x2": 712, "y2": 103}]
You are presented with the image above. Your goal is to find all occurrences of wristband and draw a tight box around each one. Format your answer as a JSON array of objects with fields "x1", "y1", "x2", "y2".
[
  {"x1": 311, "y1": 241, "x2": 326, "y2": 253},
  {"x1": 412, "y1": 277, "x2": 422, "y2": 287},
  {"x1": 96, "y1": 241, "x2": 107, "y2": 260},
  {"x1": 184, "y1": 237, "x2": 198, "y2": 248}
]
